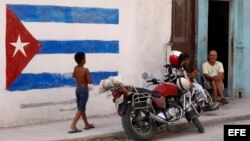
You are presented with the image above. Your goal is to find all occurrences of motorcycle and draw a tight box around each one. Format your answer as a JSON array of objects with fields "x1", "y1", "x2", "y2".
[
  {"x1": 99, "y1": 75, "x2": 204, "y2": 141},
  {"x1": 164, "y1": 64, "x2": 217, "y2": 113}
]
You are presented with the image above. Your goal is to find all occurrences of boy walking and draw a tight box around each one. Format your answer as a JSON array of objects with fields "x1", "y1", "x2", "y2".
[{"x1": 68, "y1": 52, "x2": 95, "y2": 133}]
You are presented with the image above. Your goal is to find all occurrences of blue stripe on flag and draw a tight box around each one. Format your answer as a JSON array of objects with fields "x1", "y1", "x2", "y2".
[
  {"x1": 38, "y1": 40, "x2": 119, "y2": 54},
  {"x1": 8, "y1": 4, "x2": 119, "y2": 24},
  {"x1": 8, "y1": 71, "x2": 118, "y2": 91}
]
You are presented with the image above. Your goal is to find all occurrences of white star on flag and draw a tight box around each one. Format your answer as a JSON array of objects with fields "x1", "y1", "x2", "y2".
[{"x1": 10, "y1": 35, "x2": 29, "y2": 57}]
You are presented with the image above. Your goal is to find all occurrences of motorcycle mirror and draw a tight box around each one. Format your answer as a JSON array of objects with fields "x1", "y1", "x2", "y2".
[{"x1": 141, "y1": 72, "x2": 149, "y2": 80}]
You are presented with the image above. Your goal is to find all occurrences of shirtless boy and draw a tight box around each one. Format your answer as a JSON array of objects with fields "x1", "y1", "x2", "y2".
[{"x1": 68, "y1": 52, "x2": 95, "y2": 133}]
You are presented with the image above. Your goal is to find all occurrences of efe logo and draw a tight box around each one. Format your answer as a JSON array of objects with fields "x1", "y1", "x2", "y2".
[
  {"x1": 228, "y1": 129, "x2": 246, "y2": 136},
  {"x1": 224, "y1": 125, "x2": 249, "y2": 141}
]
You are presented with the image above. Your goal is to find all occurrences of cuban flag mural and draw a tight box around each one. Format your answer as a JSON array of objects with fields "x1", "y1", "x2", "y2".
[{"x1": 6, "y1": 4, "x2": 119, "y2": 91}]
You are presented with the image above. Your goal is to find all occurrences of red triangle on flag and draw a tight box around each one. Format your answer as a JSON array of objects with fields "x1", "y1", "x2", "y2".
[{"x1": 6, "y1": 6, "x2": 41, "y2": 90}]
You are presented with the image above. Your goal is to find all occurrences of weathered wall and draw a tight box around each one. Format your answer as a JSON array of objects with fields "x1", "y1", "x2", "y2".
[
  {"x1": 241, "y1": 0, "x2": 250, "y2": 96},
  {"x1": 232, "y1": 0, "x2": 250, "y2": 97},
  {"x1": 0, "y1": 0, "x2": 172, "y2": 127}
]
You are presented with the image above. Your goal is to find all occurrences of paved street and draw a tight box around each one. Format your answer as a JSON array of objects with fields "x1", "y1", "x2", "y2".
[
  {"x1": 154, "y1": 119, "x2": 250, "y2": 141},
  {"x1": 0, "y1": 97, "x2": 250, "y2": 141}
]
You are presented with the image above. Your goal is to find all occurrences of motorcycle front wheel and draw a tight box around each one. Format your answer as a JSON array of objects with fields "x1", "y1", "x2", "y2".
[
  {"x1": 192, "y1": 117, "x2": 204, "y2": 133},
  {"x1": 121, "y1": 104, "x2": 157, "y2": 141}
]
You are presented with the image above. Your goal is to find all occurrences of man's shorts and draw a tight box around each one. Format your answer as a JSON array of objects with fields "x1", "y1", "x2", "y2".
[{"x1": 75, "y1": 87, "x2": 89, "y2": 111}]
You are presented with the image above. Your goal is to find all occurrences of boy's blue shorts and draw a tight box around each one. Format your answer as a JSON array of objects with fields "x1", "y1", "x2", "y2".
[{"x1": 75, "y1": 87, "x2": 89, "y2": 111}]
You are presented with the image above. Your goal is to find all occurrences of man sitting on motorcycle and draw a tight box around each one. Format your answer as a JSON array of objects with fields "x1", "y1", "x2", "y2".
[{"x1": 165, "y1": 50, "x2": 219, "y2": 112}]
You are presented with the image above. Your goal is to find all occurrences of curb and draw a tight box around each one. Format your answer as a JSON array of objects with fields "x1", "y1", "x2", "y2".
[
  {"x1": 156, "y1": 114, "x2": 250, "y2": 138},
  {"x1": 54, "y1": 132, "x2": 126, "y2": 141},
  {"x1": 54, "y1": 114, "x2": 250, "y2": 141},
  {"x1": 202, "y1": 114, "x2": 250, "y2": 126}
]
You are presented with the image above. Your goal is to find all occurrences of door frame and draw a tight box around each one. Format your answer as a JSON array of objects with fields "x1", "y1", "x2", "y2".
[{"x1": 197, "y1": 0, "x2": 235, "y2": 97}]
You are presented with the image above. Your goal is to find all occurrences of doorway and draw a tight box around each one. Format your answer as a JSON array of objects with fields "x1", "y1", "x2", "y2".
[{"x1": 208, "y1": 0, "x2": 229, "y2": 94}]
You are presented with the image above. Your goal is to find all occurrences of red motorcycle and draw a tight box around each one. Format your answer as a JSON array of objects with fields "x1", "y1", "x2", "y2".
[{"x1": 99, "y1": 76, "x2": 204, "y2": 141}]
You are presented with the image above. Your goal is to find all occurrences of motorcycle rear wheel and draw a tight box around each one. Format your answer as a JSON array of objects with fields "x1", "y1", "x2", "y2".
[
  {"x1": 204, "y1": 90, "x2": 213, "y2": 103},
  {"x1": 121, "y1": 104, "x2": 157, "y2": 141},
  {"x1": 192, "y1": 117, "x2": 204, "y2": 133}
]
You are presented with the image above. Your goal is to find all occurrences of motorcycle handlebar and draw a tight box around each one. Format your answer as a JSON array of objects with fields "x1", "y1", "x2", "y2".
[
  {"x1": 164, "y1": 74, "x2": 176, "y2": 82},
  {"x1": 146, "y1": 78, "x2": 158, "y2": 84}
]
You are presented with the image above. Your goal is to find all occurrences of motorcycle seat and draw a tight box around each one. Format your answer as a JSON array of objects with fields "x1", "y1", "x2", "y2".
[{"x1": 133, "y1": 87, "x2": 161, "y2": 98}]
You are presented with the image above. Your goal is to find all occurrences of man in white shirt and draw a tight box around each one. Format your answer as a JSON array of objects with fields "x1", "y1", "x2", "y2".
[{"x1": 202, "y1": 50, "x2": 229, "y2": 104}]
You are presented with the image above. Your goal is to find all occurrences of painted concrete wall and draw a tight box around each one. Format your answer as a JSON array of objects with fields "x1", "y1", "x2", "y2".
[
  {"x1": 240, "y1": 0, "x2": 250, "y2": 96},
  {"x1": 0, "y1": 0, "x2": 172, "y2": 127},
  {"x1": 232, "y1": 0, "x2": 250, "y2": 97},
  {"x1": 197, "y1": 0, "x2": 208, "y2": 80}
]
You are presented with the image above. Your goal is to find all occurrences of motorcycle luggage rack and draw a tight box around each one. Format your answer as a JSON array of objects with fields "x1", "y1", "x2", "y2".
[{"x1": 132, "y1": 93, "x2": 152, "y2": 110}]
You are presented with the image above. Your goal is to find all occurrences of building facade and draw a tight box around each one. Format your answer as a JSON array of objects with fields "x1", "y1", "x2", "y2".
[
  {"x1": 1, "y1": 0, "x2": 250, "y2": 127},
  {"x1": 197, "y1": 0, "x2": 249, "y2": 98},
  {"x1": 171, "y1": 0, "x2": 250, "y2": 98},
  {"x1": 0, "y1": 0, "x2": 172, "y2": 127}
]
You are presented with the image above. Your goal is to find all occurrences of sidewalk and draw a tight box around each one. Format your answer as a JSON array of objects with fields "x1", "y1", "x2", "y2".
[{"x1": 0, "y1": 97, "x2": 250, "y2": 141}]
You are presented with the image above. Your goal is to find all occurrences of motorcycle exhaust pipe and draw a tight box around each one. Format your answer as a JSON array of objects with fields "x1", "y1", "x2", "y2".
[{"x1": 146, "y1": 112, "x2": 168, "y2": 124}]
